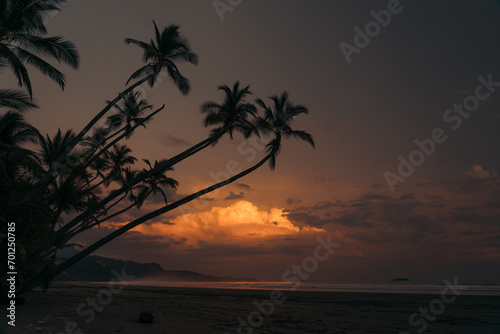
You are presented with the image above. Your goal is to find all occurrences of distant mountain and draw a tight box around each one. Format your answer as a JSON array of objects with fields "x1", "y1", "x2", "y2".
[{"x1": 55, "y1": 255, "x2": 258, "y2": 282}]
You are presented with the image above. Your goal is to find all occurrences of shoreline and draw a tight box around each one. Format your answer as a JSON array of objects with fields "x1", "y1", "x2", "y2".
[
  {"x1": 4, "y1": 282, "x2": 500, "y2": 334},
  {"x1": 58, "y1": 280, "x2": 500, "y2": 296}
]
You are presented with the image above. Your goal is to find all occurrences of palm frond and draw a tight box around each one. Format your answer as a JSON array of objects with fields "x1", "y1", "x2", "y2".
[
  {"x1": 12, "y1": 34, "x2": 79, "y2": 69},
  {"x1": 0, "y1": 88, "x2": 38, "y2": 111},
  {"x1": 1, "y1": 46, "x2": 33, "y2": 96},
  {"x1": 14, "y1": 47, "x2": 66, "y2": 90}
]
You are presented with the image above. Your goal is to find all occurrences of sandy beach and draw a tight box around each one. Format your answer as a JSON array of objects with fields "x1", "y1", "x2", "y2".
[{"x1": 2, "y1": 282, "x2": 499, "y2": 334}]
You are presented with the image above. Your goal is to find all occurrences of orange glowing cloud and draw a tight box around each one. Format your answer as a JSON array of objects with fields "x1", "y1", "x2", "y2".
[{"x1": 132, "y1": 200, "x2": 325, "y2": 245}]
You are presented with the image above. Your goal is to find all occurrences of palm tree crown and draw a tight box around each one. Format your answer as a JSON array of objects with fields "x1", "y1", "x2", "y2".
[
  {"x1": 0, "y1": 0, "x2": 79, "y2": 97},
  {"x1": 125, "y1": 21, "x2": 198, "y2": 95},
  {"x1": 256, "y1": 91, "x2": 315, "y2": 170},
  {"x1": 105, "y1": 91, "x2": 153, "y2": 138},
  {"x1": 0, "y1": 110, "x2": 38, "y2": 148},
  {"x1": 201, "y1": 81, "x2": 258, "y2": 140},
  {"x1": 136, "y1": 159, "x2": 178, "y2": 206}
]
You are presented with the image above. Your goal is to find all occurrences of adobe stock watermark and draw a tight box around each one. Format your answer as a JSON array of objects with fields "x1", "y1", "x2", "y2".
[
  {"x1": 399, "y1": 277, "x2": 467, "y2": 334},
  {"x1": 384, "y1": 73, "x2": 500, "y2": 192},
  {"x1": 340, "y1": 0, "x2": 412, "y2": 64},
  {"x1": 213, "y1": 0, "x2": 243, "y2": 22},
  {"x1": 224, "y1": 235, "x2": 340, "y2": 334},
  {"x1": 48, "y1": 267, "x2": 135, "y2": 334}
]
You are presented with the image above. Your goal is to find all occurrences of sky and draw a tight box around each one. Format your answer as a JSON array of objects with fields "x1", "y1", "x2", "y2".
[{"x1": 9, "y1": 0, "x2": 500, "y2": 283}]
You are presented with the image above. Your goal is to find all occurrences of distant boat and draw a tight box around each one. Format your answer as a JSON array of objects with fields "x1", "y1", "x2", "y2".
[{"x1": 393, "y1": 277, "x2": 409, "y2": 281}]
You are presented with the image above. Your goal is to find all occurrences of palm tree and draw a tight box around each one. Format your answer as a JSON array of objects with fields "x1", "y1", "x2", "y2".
[
  {"x1": 106, "y1": 145, "x2": 137, "y2": 181},
  {"x1": 0, "y1": 0, "x2": 79, "y2": 97},
  {"x1": 137, "y1": 159, "x2": 178, "y2": 205},
  {"x1": 201, "y1": 81, "x2": 258, "y2": 142},
  {"x1": 0, "y1": 110, "x2": 41, "y2": 205},
  {"x1": 53, "y1": 82, "x2": 255, "y2": 239},
  {"x1": 96, "y1": 160, "x2": 177, "y2": 227},
  {"x1": 40, "y1": 21, "x2": 197, "y2": 183},
  {"x1": 18, "y1": 91, "x2": 314, "y2": 294},
  {"x1": 82, "y1": 104, "x2": 165, "y2": 170},
  {"x1": 36, "y1": 128, "x2": 88, "y2": 183},
  {"x1": 0, "y1": 110, "x2": 40, "y2": 191},
  {"x1": 0, "y1": 112, "x2": 55, "y2": 289},
  {"x1": 88, "y1": 166, "x2": 140, "y2": 228},
  {"x1": 88, "y1": 144, "x2": 136, "y2": 191},
  {"x1": 255, "y1": 91, "x2": 315, "y2": 169},
  {"x1": 36, "y1": 129, "x2": 94, "y2": 230},
  {"x1": 81, "y1": 127, "x2": 111, "y2": 151},
  {"x1": 105, "y1": 91, "x2": 153, "y2": 140},
  {"x1": 0, "y1": 109, "x2": 38, "y2": 149},
  {"x1": 125, "y1": 21, "x2": 199, "y2": 95}
]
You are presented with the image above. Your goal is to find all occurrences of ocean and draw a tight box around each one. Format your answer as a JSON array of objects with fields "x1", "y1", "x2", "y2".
[{"x1": 125, "y1": 280, "x2": 500, "y2": 296}]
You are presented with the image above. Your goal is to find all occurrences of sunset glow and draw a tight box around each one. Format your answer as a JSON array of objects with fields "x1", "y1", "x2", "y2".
[{"x1": 132, "y1": 201, "x2": 326, "y2": 244}]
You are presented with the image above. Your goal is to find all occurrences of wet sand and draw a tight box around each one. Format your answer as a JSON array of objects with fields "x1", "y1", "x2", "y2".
[{"x1": 3, "y1": 282, "x2": 500, "y2": 334}]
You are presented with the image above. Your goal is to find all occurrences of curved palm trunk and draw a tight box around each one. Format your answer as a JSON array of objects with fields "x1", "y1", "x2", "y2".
[
  {"x1": 80, "y1": 173, "x2": 101, "y2": 190},
  {"x1": 97, "y1": 189, "x2": 152, "y2": 224},
  {"x1": 87, "y1": 176, "x2": 110, "y2": 192},
  {"x1": 93, "y1": 192, "x2": 129, "y2": 221},
  {"x1": 19, "y1": 150, "x2": 273, "y2": 295},
  {"x1": 71, "y1": 189, "x2": 152, "y2": 236},
  {"x1": 102, "y1": 126, "x2": 127, "y2": 143},
  {"x1": 37, "y1": 73, "x2": 157, "y2": 185},
  {"x1": 82, "y1": 105, "x2": 165, "y2": 170},
  {"x1": 51, "y1": 127, "x2": 228, "y2": 242}
]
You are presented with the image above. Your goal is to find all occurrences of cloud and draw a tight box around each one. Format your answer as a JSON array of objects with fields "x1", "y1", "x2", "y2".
[
  {"x1": 450, "y1": 165, "x2": 500, "y2": 193},
  {"x1": 224, "y1": 191, "x2": 245, "y2": 200},
  {"x1": 235, "y1": 183, "x2": 252, "y2": 192},
  {"x1": 285, "y1": 212, "x2": 333, "y2": 228},
  {"x1": 290, "y1": 200, "x2": 338, "y2": 213},
  {"x1": 465, "y1": 165, "x2": 498, "y2": 181},
  {"x1": 286, "y1": 198, "x2": 302, "y2": 205},
  {"x1": 160, "y1": 133, "x2": 191, "y2": 147},
  {"x1": 131, "y1": 201, "x2": 325, "y2": 246}
]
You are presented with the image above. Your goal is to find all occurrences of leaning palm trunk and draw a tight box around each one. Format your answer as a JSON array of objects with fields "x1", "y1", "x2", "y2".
[
  {"x1": 37, "y1": 73, "x2": 158, "y2": 185},
  {"x1": 82, "y1": 105, "x2": 165, "y2": 170},
  {"x1": 51, "y1": 126, "x2": 228, "y2": 242},
  {"x1": 21, "y1": 126, "x2": 228, "y2": 274},
  {"x1": 69, "y1": 189, "x2": 153, "y2": 238},
  {"x1": 18, "y1": 150, "x2": 274, "y2": 295}
]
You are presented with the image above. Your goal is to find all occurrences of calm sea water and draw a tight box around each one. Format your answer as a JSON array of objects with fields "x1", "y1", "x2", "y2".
[{"x1": 125, "y1": 281, "x2": 500, "y2": 296}]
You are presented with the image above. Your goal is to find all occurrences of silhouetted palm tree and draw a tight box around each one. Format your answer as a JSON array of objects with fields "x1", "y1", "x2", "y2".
[
  {"x1": 36, "y1": 129, "x2": 94, "y2": 229},
  {"x1": 91, "y1": 166, "x2": 140, "y2": 227},
  {"x1": 88, "y1": 144, "x2": 136, "y2": 191},
  {"x1": 106, "y1": 145, "x2": 137, "y2": 181},
  {"x1": 41, "y1": 22, "x2": 196, "y2": 182},
  {"x1": 137, "y1": 159, "x2": 178, "y2": 205},
  {"x1": 105, "y1": 91, "x2": 153, "y2": 139},
  {"x1": 37, "y1": 128, "x2": 76, "y2": 170},
  {"x1": 0, "y1": 0, "x2": 79, "y2": 96},
  {"x1": 53, "y1": 82, "x2": 255, "y2": 240},
  {"x1": 81, "y1": 127, "x2": 111, "y2": 151},
  {"x1": 19, "y1": 92, "x2": 314, "y2": 294},
  {"x1": 0, "y1": 110, "x2": 40, "y2": 186},
  {"x1": 82, "y1": 104, "x2": 165, "y2": 170},
  {"x1": 88, "y1": 160, "x2": 177, "y2": 229},
  {"x1": 255, "y1": 91, "x2": 314, "y2": 169},
  {"x1": 201, "y1": 81, "x2": 258, "y2": 142},
  {"x1": 125, "y1": 21, "x2": 199, "y2": 95},
  {"x1": 0, "y1": 110, "x2": 38, "y2": 149}
]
